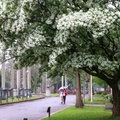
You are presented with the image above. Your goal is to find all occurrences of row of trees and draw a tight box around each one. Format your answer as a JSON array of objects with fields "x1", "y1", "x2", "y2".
[{"x1": 0, "y1": 0, "x2": 120, "y2": 117}]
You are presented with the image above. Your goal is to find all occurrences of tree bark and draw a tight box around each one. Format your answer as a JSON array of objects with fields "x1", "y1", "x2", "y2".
[
  {"x1": 111, "y1": 84, "x2": 120, "y2": 117},
  {"x1": 104, "y1": 83, "x2": 107, "y2": 93},
  {"x1": 75, "y1": 71, "x2": 84, "y2": 108}
]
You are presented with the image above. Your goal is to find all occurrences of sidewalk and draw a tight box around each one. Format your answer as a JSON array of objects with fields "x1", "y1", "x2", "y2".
[{"x1": 0, "y1": 95, "x2": 76, "y2": 120}]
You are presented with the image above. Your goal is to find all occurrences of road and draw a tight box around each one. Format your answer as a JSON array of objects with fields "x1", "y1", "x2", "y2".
[{"x1": 0, "y1": 95, "x2": 76, "y2": 120}]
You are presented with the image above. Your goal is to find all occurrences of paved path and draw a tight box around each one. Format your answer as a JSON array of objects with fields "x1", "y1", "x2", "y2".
[{"x1": 0, "y1": 95, "x2": 76, "y2": 120}]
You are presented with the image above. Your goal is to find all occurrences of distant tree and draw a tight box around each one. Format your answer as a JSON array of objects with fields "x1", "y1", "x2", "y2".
[
  {"x1": 0, "y1": 72, "x2": 1, "y2": 87},
  {"x1": 31, "y1": 65, "x2": 41, "y2": 93}
]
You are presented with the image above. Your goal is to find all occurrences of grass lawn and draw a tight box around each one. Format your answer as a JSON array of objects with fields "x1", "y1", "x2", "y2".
[
  {"x1": 1, "y1": 93, "x2": 58, "y2": 104},
  {"x1": 85, "y1": 97, "x2": 107, "y2": 104},
  {"x1": 43, "y1": 93, "x2": 59, "y2": 97},
  {"x1": 42, "y1": 106, "x2": 120, "y2": 120},
  {"x1": 50, "y1": 93, "x2": 59, "y2": 97},
  {"x1": 1, "y1": 96, "x2": 41, "y2": 104},
  {"x1": 84, "y1": 94, "x2": 108, "y2": 104}
]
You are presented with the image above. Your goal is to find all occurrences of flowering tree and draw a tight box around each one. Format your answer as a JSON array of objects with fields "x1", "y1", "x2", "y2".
[
  {"x1": 55, "y1": 4, "x2": 120, "y2": 117},
  {"x1": 1, "y1": 0, "x2": 120, "y2": 117}
]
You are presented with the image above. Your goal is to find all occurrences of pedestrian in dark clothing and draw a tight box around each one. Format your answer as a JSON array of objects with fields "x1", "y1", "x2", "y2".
[{"x1": 63, "y1": 89, "x2": 67, "y2": 104}]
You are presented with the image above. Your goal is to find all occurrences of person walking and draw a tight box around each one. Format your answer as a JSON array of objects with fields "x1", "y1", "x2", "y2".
[
  {"x1": 63, "y1": 89, "x2": 67, "y2": 104},
  {"x1": 59, "y1": 89, "x2": 63, "y2": 104}
]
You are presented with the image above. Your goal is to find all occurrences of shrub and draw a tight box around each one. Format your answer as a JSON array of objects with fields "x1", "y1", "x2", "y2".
[
  {"x1": 101, "y1": 91, "x2": 108, "y2": 96},
  {"x1": 96, "y1": 91, "x2": 103, "y2": 94},
  {"x1": 103, "y1": 94, "x2": 113, "y2": 103}
]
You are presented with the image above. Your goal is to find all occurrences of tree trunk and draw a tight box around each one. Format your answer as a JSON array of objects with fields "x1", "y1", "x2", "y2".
[
  {"x1": 111, "y1": 84, "x2": 120, "y2": 117},
  {"x1": 104, "y1": 83, "x2": 107, "y2": 92},
  {"x1": 75, "y1": 71, "x2": 84, "y2": 108}
]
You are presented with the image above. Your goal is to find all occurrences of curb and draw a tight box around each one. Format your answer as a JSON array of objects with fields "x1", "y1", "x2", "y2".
[{"x1": 39, "y1": 106, "x2": 70, "y2": 120}]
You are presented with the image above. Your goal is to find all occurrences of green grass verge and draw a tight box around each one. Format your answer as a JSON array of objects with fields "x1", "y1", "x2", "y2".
[
  {"x1": 1, "y1": 96, "x2": 40, "y2": 103},
  {"x1": 43, "y1": 93, "x2": 59, "y2": 97},
  {"x1": 42, "y1": 106, "x2": 120, "y2": 120},
  {"x1": 84, "y1": 94, "x2": 108, "y2": 104},
  {"x1": 85, "y1": 97, "x2": 107, "y2": 104},
  {"x1": 50, "y1": 93, "x2": 59, "y2": 97},
  {"x1": 93, "y1": 93, "x2": 103, "y2": 97}
]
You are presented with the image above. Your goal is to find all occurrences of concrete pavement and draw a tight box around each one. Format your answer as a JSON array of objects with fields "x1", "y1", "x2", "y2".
[{"x1": 0, "y1": 95, "x2": 76, "y2": 120}]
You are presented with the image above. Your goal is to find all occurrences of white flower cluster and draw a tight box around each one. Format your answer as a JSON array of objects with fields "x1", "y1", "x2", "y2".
[
  {"x1": 10, "y1": 1, "x2": 28, "y2": 34},
  {"x1": 71, "y1": 53, "x2": 119, "y2": 74},
  {"x1": 48, "y1": 47, "x2": 68, "y2": 66},
  {"x1": 23, "y1": 30, "x2": 46, "y2": 49},
  {"x1": 0, "y1": 42, "x2": 5, "y2": 58},
  {"x1": 14, "y1": 29, "x2": 46, "y2": 56},
  {"x1": 0, "y1": 1, "x2": 7, "y2": 18},
  {"x1": 10, "y1": 10, "x2": 26, "y2": 33},
  {"x1": 0, "y1": 0, "x2": 33, "y2": 34},
  {"x1": 57, "y1": 7, "x2": 120, "y2": 39},
  {"x1": 24, "y1": 0, "x2": 33, "y2": 2},
  {"x1": 54, "y1": 30, "x2": 69, "y2": 44},
  {"x1": 49, "y1": 52, "x2": 57, "y2": 66}
]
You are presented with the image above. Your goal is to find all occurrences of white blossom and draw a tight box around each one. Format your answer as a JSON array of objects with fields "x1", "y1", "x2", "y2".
[
  {"x1": 0, "y1": 0, "x2": 33, "y2": 34},
  {"x1": 71, "y1": 53, "x2": 119, "y2": 73},
  {"x1": 15, "y1": 29, "x2": 46, "y2": 56},
  {"x1": 57, "y1": 7, "x2": 120, "y2": 39},
  {"x1": 0, "y1": 42, "x2": 5, "y2": 58},
  {"x1": 54, "y1": 30, "x2": 69, "y2": 44},
  {"x1": 48, "y1": 47, "x2": 68, "y2": 66}
]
